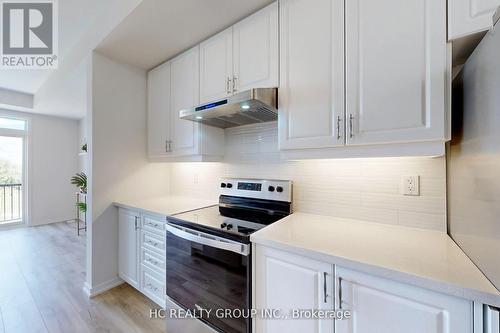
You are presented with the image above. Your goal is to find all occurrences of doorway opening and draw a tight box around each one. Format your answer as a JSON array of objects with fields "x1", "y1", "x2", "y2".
[{"x1": 0, "y1": 116, "x2": 26, "y2": 225}]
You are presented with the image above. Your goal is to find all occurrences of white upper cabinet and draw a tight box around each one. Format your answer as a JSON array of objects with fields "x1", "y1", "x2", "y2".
[
  {"x1": 279, "y1": 0, "x2": 449, "y2": 157},
  {"x1": 335, "y1": 267, "x2": 473, "y2": 333},
  {"x1": 200, "y1": 3, "x2": 279, "y2": 103},
  {"x1": 170, "y1": 46, "x2": 200, "y2": 156},
  {"x1": 199, "y1": 28, "x2": 233, "y2": 104},
  {"x1": 449, "y1": 0, "x2": 500, "y2": 40},
  {"x1": 279, "y1": 0, "x2": 345, "y2": 150},
  {"x1": 147, "y1": 62, "x2": 171, "y2": 158},
  {"x1": 345, "y1": 0, "x2": 448, "y2": 146},
  {"x1": 148, "y1": 47, "x2": 224, "y2": 161},
  {"x1": 233, "y1": 2, "x2": 279, "y2": 93},
  {"x1": 255, "y1": 246, "x2": 334, "y2": 333}
]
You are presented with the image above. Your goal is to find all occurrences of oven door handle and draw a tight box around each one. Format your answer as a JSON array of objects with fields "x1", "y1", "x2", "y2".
[{"x1": 166, "y1": 223, "x2": 250, "y2": 256}]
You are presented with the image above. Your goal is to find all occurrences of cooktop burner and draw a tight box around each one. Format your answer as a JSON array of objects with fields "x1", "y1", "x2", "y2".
[
  {"x1": 168, "y1": 206, "x2": 264, "y2": 243},
  {"x1": 167, "y1": 178, "x2": 293, "y2": 243}
]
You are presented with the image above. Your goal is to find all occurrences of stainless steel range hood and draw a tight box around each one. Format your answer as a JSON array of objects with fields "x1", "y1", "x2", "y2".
[{"x1": 179, "y1": 88, "x2": 278, "y2": 129}]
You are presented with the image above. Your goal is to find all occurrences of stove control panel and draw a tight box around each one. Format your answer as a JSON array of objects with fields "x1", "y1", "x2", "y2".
[{"x1": 220, "y1": 178, "x2": 292, "y2": 202}]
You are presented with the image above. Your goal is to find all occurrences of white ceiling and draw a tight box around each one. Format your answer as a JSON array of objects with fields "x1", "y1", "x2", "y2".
[
  {"x1": 0, "y1": 0, "x2": 113, "y2": 94},
  {"x1": 96, "y1": 0, "x2": 274, "y2": 70}
]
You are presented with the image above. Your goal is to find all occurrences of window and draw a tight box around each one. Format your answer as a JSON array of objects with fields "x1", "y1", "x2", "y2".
[
  {"x1": 0, "y1": 117, "x2": 26, "y2": 131},
  {"x1": 0, "y1": 116, "x2": 26, "y2": 224}
]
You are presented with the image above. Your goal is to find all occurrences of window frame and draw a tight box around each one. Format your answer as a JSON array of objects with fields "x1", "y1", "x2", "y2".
[{"x1": 0, "y1": 111, "x2": 30, "y2": 227}]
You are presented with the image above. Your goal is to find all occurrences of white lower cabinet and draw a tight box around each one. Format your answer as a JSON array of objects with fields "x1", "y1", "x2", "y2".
[
  {"x1": 254, "y1": 245, "x2": 474, "y2": 333},
  {"x1": 118, "y1": 209, "x2": 166, "y2": 307},
  {"x1": 118, "y1": 209, "x2": 140, "y2": 288},
  {"x1": 254, "y1": 246, "x2": 335, "y2": 333},
  {"x1": 335, "y1": 267, "x2": 474, "y2": 333},
  {"x1": 141, "y1": 265, "x2": 166, "y2": 307}
]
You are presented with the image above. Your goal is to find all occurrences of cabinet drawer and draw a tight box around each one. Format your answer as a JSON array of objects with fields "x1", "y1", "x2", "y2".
[
  {"x1": 141, "y1": 230, "x2": 166, "y2": 255},
  {"x1": 141, "y1": 265, "x2": 165, "y2": 306},
  {"x1": 142, "y1": 215, "x2": 166, "y2": 235},
  {"x1": 141, "y1": 247, "x2": 165, "y2": 273}
]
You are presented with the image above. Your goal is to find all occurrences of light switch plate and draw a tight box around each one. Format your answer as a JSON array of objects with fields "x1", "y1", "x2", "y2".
[{"x1": 401, "y1": 175, "x2": 420, "y2": 196}]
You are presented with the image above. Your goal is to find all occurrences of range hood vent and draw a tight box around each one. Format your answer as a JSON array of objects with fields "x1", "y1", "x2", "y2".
[{"x1": 179, "y1": 88, "x2": 278, "y2": 129}]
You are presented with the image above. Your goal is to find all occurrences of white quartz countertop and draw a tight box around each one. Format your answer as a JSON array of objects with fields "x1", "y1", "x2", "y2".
[
  {"x1": 113, "y1": 196, "x2": 217, "y2": 218},
  {"x1": 251, "y1": 212, "x2": 500, "y2": 307}
]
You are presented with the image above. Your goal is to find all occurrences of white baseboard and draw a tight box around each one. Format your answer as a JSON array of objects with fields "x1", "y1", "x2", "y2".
[{"x1": 83, "y1": 277, "x2": 124, "y2": 298}]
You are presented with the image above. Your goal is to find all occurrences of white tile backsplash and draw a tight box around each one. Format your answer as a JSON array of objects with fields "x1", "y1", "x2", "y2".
[{"x1": 169, "y1": 123, "x2": 447, "y2": 232}]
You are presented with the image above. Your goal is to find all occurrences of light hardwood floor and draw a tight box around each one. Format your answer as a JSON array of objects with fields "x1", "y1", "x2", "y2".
[{"x1": 0, "y1": 222, "x2": 166, "y2": 333}]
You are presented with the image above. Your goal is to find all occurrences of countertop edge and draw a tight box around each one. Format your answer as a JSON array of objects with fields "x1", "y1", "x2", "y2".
[
  {"x1": 251, "y1": 235, "x2": 500, "y2": 308},
  {"x1": 113, "y1": 201, "x2": 168, "y2": 219},
  {"x1": 113, "y1": 199, "x2": 217, "y2": 219}
]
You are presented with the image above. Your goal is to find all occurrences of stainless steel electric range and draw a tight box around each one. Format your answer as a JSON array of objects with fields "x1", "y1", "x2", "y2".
[{"x1": 165, "y1": 178, "x2": 292, "y2": 333}]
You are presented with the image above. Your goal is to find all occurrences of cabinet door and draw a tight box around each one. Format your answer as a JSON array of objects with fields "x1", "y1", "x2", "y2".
[
  {"x1": 335, "y1": 267, "x2": 473, "y2": 333},
  {"x1": 199, "y1": 28, "x2": 233, "y2": 103},
  {"x1": 449, "y1": 0, "x2": 500, "y2": 40},
  {"x1": 345, "y1": 0, "x2": 447, "y2": 146},
  {"x1": 233, "y1": 2, "x2": 278, "y2": 92},
  {"x1": 279, "y1": 0, "x2": 345, "y2": 150},
  {"x1": 170, "y1": 46, "x2": 200, "y2": 156},
  {"x1": 254, "y1": 246, "x2": 334, "y2": 333},
  {"x1": 118, "y1": 209, "x2": 139, "y2": 288},
  {"x1": 147, "y1": 62, "x2": 171, "y2": 158}
]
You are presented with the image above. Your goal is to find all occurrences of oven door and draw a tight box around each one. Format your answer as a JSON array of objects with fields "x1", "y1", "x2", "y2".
[{"x1": 166, "y1": 223, "x2": 251, "y2": 333}]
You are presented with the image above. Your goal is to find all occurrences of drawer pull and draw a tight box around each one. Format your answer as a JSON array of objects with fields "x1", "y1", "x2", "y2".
[
  {"x1": 146, "y1": 258, "x2": 160, "y2": 265},
  {"x1": 146, "y1": 283, "x2": 159, "y2": 292},
  {"x1": 147, "y1": 240, "x2": 160, "y2": 247}
]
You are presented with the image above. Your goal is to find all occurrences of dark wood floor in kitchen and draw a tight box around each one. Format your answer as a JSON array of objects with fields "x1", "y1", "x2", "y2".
[{"x1": 0, "y1": 222, "x2": 166, "y2": 333}]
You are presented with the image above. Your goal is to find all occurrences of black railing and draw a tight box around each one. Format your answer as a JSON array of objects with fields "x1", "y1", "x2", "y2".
[{"x1": 0, "y1": 184, "x2": 22, "y2": 223}]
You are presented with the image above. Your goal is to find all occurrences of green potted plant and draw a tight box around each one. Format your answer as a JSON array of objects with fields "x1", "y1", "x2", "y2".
[
  {"x1": 71, "y1": 172, "x2": 87, "y2": 194},
  {"x1": 71, "y1": 172, "x2": 87, "y2": 213}
]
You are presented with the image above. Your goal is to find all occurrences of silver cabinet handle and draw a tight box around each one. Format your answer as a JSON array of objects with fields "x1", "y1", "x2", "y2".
[
  {"x1": 134, "y1": 216, "x2": 140, "y2": 230},
  {"x1": 233, "y1": 75, "x2": 238, "y2": 92},
  {"x1": 165, "y1": 140, "x2": 168, "y2": 152},
  {"x1": 323, "y1": 272, "x2": 328, "y2": 303},
  {"x1": 338, "y1": 277, "x2": 343, "y2": 309},
  {"x1": 226, "y1": 77, "x2": 233, "y2": 94},
  {"x1": 349, "y1": 114, "x2": 354, "y2": 138},
  {"x1": 165, "y1": 140, "x2": 172, "y2": 152},
  {"x1": 337, "y1": 116, "x2": 342, "y2": 140}
]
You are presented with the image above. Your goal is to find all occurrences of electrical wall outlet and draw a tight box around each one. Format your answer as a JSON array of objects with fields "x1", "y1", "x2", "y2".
[{"x1": 401, "y1": 175, "x2": 420, "y2": 196}]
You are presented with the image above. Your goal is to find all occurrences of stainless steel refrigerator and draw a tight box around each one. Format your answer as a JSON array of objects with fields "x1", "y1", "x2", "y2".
[{"x1": 448, "y1": 15, "x2": 500, "y2": 331}]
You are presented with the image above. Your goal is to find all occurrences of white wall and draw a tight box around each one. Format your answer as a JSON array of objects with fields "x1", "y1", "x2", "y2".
[
  {"x1": 30, "y1": 114, "x2": 80, "y2": 226},
  {"x1": 34, "y1": 0, "x2": 143, "y2": 119},
  {"x1": 86, "y1": 52, "x2": 170, "y2": 292},
  {"x1": 170, "y1": 123, "x2": 447, "y2": 231},
  {"x1": 0, "y1": 109, "x2": 79, "y2": 226},
  {"x1": 0, "y1": 88, "x2": 33, "y2": 110}
]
